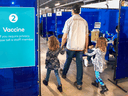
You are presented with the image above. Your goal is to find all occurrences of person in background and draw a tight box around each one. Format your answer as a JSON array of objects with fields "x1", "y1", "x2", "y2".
[
  {"x1": 112, "y1": 26, "x2": 118, "y2": 51},
  {"x1": 109, "y1": 26, "x2": 118, "y2": 57},
  {"x1": 87, "y1": 30, "x2": 94, "y2": 66},
  {"x1": 43, "y1": 36, "x2": 65, "y2": 92},
  {"x1": 85, "y1": 37, "x2": 108, "y2": 94},
  {"x1": 60, "y1": 4, "x2": 89, "y2": 90}
]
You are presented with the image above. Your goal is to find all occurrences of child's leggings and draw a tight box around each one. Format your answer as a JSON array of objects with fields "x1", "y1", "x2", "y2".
[
  {"x1": 45, "y1": 68, "x2": 61, "y2": 85},
  {"x1": 95, "y1": 71, "x2": 104, "y2": 86}
]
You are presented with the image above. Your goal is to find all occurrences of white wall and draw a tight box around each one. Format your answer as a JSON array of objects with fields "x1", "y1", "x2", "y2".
[{"x1": 81, "y1": 0, "x2": 119, "y2": 9}]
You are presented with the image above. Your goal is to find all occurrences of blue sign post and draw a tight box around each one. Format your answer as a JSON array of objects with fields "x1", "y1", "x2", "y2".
[{"x1": 0, "y1": 7, "x2": 35, "y2": 68}]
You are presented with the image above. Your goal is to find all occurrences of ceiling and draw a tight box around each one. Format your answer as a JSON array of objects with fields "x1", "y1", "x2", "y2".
[
  {"x1": 0, "y1": 0, "x2": 108, "y2": 8},
  {"x1": 39, "y1": 0, "x2": 106, "y2": 9},
  {"x1": 82, "y1": 0, "x2": 119, "y2": 9}
]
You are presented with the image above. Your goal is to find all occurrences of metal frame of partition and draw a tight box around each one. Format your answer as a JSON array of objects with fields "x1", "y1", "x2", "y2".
[{"x1": 37, "y1": 0, "x2": 41, "y2": 96}]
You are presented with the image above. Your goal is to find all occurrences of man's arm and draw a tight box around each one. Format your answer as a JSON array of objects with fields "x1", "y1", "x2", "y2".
[
  {"x1": 84, "y1": 34, "x2": 89, "y2": 53},
  {"x1": 84, "y1": 24, "x2": 89, "y2": 54},
  {"x1": 61, "y1": 33, "x2": 68, "y2": 48},
  {"x1": 61, "y1": 19, "x2": 69, "y2": 48}
]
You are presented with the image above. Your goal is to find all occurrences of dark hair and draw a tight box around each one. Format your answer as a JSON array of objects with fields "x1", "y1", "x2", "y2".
[
  {"x1": 116, "y1": 26, "x2": 118, "y2": 30},
  {"x1": 89, "y1": 30, "x2": 91, "y2": 34},
  {"x1": 72, "y1": 4, "x2": 80, "y2": 14}
]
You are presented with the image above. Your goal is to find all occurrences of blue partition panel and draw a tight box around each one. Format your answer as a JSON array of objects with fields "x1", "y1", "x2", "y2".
[
  {"x1": 56, "y1": 12, "x2": 71, "y2": 43},
  {"x1": 81, "y1": 8, "x2": 118, "y2": 35},
  {"x1": 47, "y1": 13, "x2": 56, "y2": 36},
  {"x1": 108, "y1": 10, "x2": 119, "y2": 34},
  {"x1": 99, "y1": 9, "x2": 118, "y2": 35},
  {"x1": 40, "y1": 15, "x2": 43, "y2": 36},
  {"x1": 81, "y1": 9, "x2": 99, "y2": 30},
  {"x1": 0, "y1": 0, "x2": 38, "y2": 96},
  {"x1": 116, "y1": 7, "x2": 128, "y2": 80},
  {"x1": 43, "y1": 16, "x2": 46, "y2": 37},
  {"x1": 40, "y1": 15, "x2": 43, "y2": 23},
  {"x1": 57, "y1": 12, "x2": 71, "y2": 35}
]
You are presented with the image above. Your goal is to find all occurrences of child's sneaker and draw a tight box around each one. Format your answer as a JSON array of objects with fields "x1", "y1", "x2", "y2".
[
  {"x1": 43, "y1": 80, "x2": 48, "y2": 86},
  {"x1": 57, "y1": 84, "x2": 63, "y2": 92},
  {"x1": 92, "y1": 81, "x2": 99, "y2": 88},
  {"x1": 100, "y1": 85, "x2": 108, "y2": 94}
]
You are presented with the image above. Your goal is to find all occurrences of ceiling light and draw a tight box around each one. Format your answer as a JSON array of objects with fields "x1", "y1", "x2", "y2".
[
  {"x1": 55, "y1": 3, "x2": 60, "y2": 6},
  {"x1": 12, "y1": 2, "x2": 14, "y2": 4},
  {"x1": 45, "y1": 7, "x2": 49, "y2": 9}
]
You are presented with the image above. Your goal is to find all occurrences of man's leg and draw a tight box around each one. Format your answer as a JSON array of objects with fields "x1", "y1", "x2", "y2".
[
  {"x1": 62, "y1": 49, "x2": 75, "y2": 76},
  {"x1": 76, "y1": 51, "x2": 83, "y2": 85}
]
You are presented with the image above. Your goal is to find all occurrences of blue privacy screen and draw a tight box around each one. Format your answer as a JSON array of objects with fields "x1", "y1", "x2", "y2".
[{"x1": 116, "y1": 7, "x2": 128, "y2": 80}]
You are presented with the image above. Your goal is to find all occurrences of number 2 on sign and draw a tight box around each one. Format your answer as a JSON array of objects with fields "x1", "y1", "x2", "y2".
[{"x1": 12, "y1": 15, "x2": 16, "y2": 21}]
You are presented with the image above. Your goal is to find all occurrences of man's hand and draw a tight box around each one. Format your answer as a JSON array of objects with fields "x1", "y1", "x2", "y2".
[{"x1": 61, "y1": 45, "x2": 63, "y2": 49}]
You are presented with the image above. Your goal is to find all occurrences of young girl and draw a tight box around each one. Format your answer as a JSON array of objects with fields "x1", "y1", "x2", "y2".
[
  {"x1": 85, "y1": 37, "x2": 108, "y2": 94},
  {"x1": 43, "y1": 36, "x2": 65, "y2": 92}
]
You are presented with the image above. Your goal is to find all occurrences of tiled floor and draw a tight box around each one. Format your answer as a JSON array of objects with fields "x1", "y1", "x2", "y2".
[{"x1": 40, "y1": 37, "x2": 128, "y2": 96}]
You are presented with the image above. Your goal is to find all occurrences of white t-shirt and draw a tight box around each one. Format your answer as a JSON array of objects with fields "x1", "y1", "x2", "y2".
[{"x1": 62, "y1": 14, "x2": 88, "y2": 50}]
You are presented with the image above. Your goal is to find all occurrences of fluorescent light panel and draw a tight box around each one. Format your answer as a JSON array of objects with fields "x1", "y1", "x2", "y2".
[
  {"x1": 55, "y1": 3, "x2": 60, "y2": 6},
  {"x1": 45, "y1": 7, "x2": 49, "y2": 9}
]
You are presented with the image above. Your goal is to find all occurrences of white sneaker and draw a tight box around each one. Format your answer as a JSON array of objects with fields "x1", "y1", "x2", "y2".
[{"x1": 84, "y1": 59, "x2": 88, "y2": 67}]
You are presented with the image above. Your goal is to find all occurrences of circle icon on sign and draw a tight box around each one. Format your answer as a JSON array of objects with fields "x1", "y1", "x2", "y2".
[{"x1": 9, "y1": 14, "x2": 18, "y2": 23}]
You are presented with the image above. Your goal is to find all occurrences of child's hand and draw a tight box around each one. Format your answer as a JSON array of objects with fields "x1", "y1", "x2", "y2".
[
  {"x1": 60, "y1": 50, "x2": 65, "y2": 55},
  {"x1": 60, "y1": 47, "x2": 65, "y2": 55},
  {"x1": 89, "y1": 45, "x2": 94, "y2": 49}
]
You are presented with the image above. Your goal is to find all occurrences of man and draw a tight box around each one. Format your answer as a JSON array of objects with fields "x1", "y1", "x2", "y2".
[{"x1": 60, "y1": 4, "x2": 88, "y2": 90}]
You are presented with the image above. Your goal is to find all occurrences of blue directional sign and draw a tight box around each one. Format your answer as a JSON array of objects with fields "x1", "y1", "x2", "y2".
[{"x1": 0, "y1": 7, "x2": 35, "y2": 68}]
